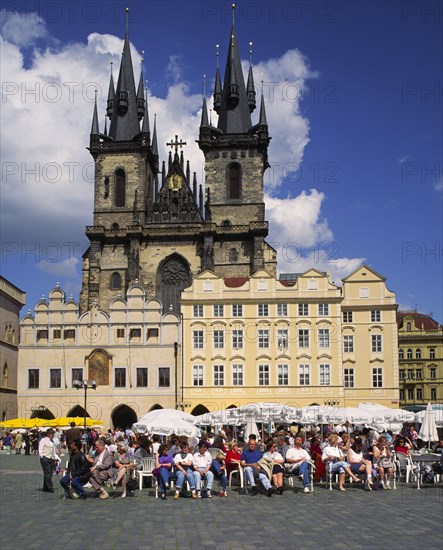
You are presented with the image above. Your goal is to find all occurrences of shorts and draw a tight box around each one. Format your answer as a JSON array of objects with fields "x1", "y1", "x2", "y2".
[{"x1": 350, "y1": 463, "x2": 363, "y2": 474}]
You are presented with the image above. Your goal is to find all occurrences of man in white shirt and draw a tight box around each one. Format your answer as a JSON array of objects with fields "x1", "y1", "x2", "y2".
[
  {"x1": 39, "y1": 429, "x2": 56, "y2": 493},
  {"x1": 193, "y1": 442, "x2": 214, "y2": 498},
  {"x1": 285, "y1": 437, "x2": 312, "y2": 493}
]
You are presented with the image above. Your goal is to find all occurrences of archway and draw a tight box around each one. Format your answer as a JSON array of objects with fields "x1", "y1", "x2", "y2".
[
  {"x1": 226, "y1": 404, "x2": 238, "y2": 409},
  {"x1": 111, "y1": 404, "x2": 137, "y2": 430},
  {"x1": 149, "y1": 403, "x2": 163, "y2": 412},
  {"x1": 191, "y1": 404, "x2": 209, "y2": 416},
  {"x1": 30, "y1": 407, "x2": 55, "y2": 420},
  {"x1": 66, "y1": 405, "x2": 89, "y2": 418}
]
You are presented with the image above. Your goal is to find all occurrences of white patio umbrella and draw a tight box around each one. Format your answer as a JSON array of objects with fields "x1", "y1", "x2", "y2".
[
  {"x1": 244, "y1": 419, "x2": 260, "y2": 439},
  {"x1": 139, "y1": 408, "x2": 196, "y2": 424},
  {"x1": 415, "y1": 406, "x2": 443, "y2": 428},
  {"x1": 417, "y1": 404, "x2": 440, "y2": 445},
  {"x1": 321, "y1": 407, "x2": 374, "y2": 425},
  {"x1": 132, "y1": 416, "x2": 201, "y2": 438}
]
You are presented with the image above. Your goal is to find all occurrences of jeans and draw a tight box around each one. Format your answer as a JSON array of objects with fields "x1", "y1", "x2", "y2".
[
  {"x1": 212, "y1": 470, "x2": 227, "y2": 490},
  {"x1": 331, "y1": 460, "x2": 350, "y2": 474},
  {"x1": 244, "y1": 466, "x2": 271, "y2": 490},
  {"x1": 60, "y1": 474, "x2": 87, "y2": 497},
  {"x1": 175, "y1": 469, "x2": 196, "y2": 490},
  {"x1": 158, "y1": 468, "x2": 175, "y2": 493},
  {"x1": 290, "y1": 461, "x2": 310, "y2": 487},
  {"x1": 194, "y1": 470, "x2": 214, "y2": 491}
]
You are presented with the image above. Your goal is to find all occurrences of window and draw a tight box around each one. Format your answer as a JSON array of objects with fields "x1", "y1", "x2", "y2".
[
  {"x1": 229, "y1": 248, "x2": 238, "y2": 263},
  {"x1": 213, "y1": 305, "x2": 224, "y2": 317},
  {"x1": 344, "y1": 368, "x2": 355, "y2": 388},
  {"x1": 227, "y1": 163, "x2": 241, "y2": 200},
  {"x1": 258, "y1": 304, "x2": 269, "y2": 317},
  {"x1": 308, "y1": 279, "x2": 318, "y2": 290},
  {"x1": 258, "y1": 329, "x2": 269, "y2": 348},
  {"x1": 298, "y1": 303, "x2": 308, "y2": 316},
  {"x1": 431, "y1": 388, "x2": 437, "y2": 400},
  {"x1": 343, "y1": 311, "x2": 353, "y2": 323},
  {"x1": 429, "y1": 348, "x2": 436, "y2": 359},
  {"x1": 28, "y1": 369, "x2": 39, "y2": 388},
  {"x1": 318, "y1": 303, "x2": 329, "y2": 316},
  {"x1": 130, "y1": 328, "x2": 141, "y2": 339},
  {"x1": 277, "y1": 329, "x2": 288, "y2": 350},
  {"x1": 399, "y1": 349, "x2": 404, "y2": 360},
  {"x1": 136, "y1": 368, "x2": 148, "y2": 387},
  {"x1": 407, "y1": 388, "x2": 414, "y2": 400},
  {"x1": 399, "y1": 389, "x2": 405, "y2": 401},
  {"x1": 359, "y1": 287, "x2": 369, "y2": 298},
  {"x1": 319, "y1": 364, "x2": 331, "y2": 386},
  {"x1": 407, "y1": 369, "x2": 414, "y2": 380},
  {"x1": 416, "y1": 369, "x2": 422, "y2": 380},
  {"x1": 399, "y1": 370, "x2": 405, "y2": 380},
  {"x1": 213, "y1": 330, "x2": 224, "y2": 349},
  {"x1": 278, "y1": 364, "x2": 289, "y2": 386},
  {"x1": 158, "y1": 367, "x2": 170, "y2": 387},
  {"x1": 415, "y1": 349, "x2": 421, "y2": 359},
  {"x1": 110, "y1": 272, "x2": 122, "y2": 290},
  {"x1": 407, "y1": 348, "x2": 413, "y2": 359},
  {"x1": 430, "y1": 368, "x2": 436, "y2": 380},
  {"x1": 116, "y1": 328, "x2": 125, "y2": 339},
  {"x1": 258, "y1": 364, "x2": 270, "y2": 386},
  {"x1": 318, "y1": 329, "x2": 330, "y2": 348},
  {"x1": 277, "y1": 304, "x2": 288, "y2": 317},
  {"x1": 147, "y1": 328, "x2": 159, "y2": 339},
  {"x1": 193, "y1": 365, "x2": 204, "y2": 386},
  {"x1": 372, "y1": 367, "x2": 383, "y2": 388},
  {"x1": 371, "y1": 334, "x2": 382, "y2": 353},
  {"x1": 50, "y1": 368, "x2": 61, "y2": 388},
  {"x1": 214, "y1": 365, "x2": 224, "y2": 386},
  {"x1": 232, "y1": 329, "x2": 243, "y2": 349},
  {"x1": 115, "y1": 168, "x2": 126, "y2": 207},
  {"x1": 343, "y1": 335, "x2": 354, "y2": 353},
  {"x1": 64, "y1": 329, "x2": 75, "y2": 339},
  {"x1": 232, "y1": 304, "x2": 243, "y2": 317},
  {"x1": 53, "y1": 329, "x2": 61, "y2": 339},
  {"x1": 298, "y1": 329, "x2": 309, "y2": 348},
  {"x1": 371, "y1": 310, "x2": 381, "y2": 322},
  {"x1": 115, "y1": 368, "x2": 126, "y2": 387},
  {"x1": 37, "y1": 329, "x2": 48, "y2": 340},
  {"x1": 406, "y1": 322, "x2": 412, "y2": 332},
  {"x1": 72, "y1": 368, "x2": 83, "y2": 387},
  {"x1": 299, "y1": 364, "x2": 310, "y2": 385},
  {"x1": 193, "y1": 305, "x2": 204, "y2": 317},
  {"x1": 232, "y1": 364, "x2": 243, "y2": 386},
  {"x1": 193, "y1": 330, "x2": 204, "y2": 349},
  {"x1": 416, "y1": 388, "x2": 423, "y2": 400}
]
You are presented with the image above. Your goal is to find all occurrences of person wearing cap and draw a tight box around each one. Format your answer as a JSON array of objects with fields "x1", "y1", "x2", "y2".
[
  {"x1": 347, "y1": 437, "x2": 373, "y2": 490},
  {"x1": 192, "y1": 441, "x2": 214, "y2": 498},
  {"x1": 38, "y1": 429, "x2": 56, "y2": 493}
]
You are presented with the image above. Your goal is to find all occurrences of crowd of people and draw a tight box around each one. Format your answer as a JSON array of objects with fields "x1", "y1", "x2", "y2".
[{"x1": 8, "y1": 421, "x2": 439, "y2": 500}]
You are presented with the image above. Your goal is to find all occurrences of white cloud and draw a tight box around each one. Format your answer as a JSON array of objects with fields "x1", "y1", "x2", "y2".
[
  {"x1": 0, "y1": 10, "x2": 48, "y2": 47},
  {"x1": 37, "y1": 257, "x2": 79, "y2": 277}
]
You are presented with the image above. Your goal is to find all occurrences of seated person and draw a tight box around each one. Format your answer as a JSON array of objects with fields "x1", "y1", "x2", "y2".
[
  {"x1": 347, "y1": 437, "x2": 373, "y2": 489},
  {"x1": 394, "y1": 437, "x2": 413, "y2": 456},
  {"x1": 373, "y1": 436, "x2": 394, "y2": 489},
  {"x1": 276, "y1": 433, "x2": 291, "y2": 460},
  {"x1": 240, "y1": 436, "x2": 273, "y2": 497},
  {"x1": 193, "y1": 441, "x2": 214, "y2": 498},
  {"x1": 339, "y1": 433, "x2": 350, "y2": 454},
  {"x1": 113, "y1": 442, "x2": 135, "y2": 498},
  {"x1": 211, "y1": 451, "x2": 228, "y2": 497},
  {"x1": 286, "y1": 436, "x2": 312, "y2": 494},
  {"x1": 88, "y1": 439, "x2": 114, "y2": 499},
  {"x1": 225, "y1": 440, "x2": 241, "y2": 477},
  {"x1": 155, "y1": 444, "x2": 175, "y2": 500},
  {"x1": 322, "y1": 434, "x2": 361, "y2": 491},
  {"x1": 60, "y1": 439, "x2": 90, "y2": 499},
  {"x1": 133, "y1": 436, "x2": 151, "y2": 460},
  {"x1": 173, "y1": 442, "x2": 197, "y2": 499},
  {"x1": 264, "y1": 440, "x2": 285, "y2": 494}
]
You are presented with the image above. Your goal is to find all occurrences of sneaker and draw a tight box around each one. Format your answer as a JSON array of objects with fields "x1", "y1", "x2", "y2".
[
  {"x1": 197, "y1": 491, "x2": 202, "y2": 499},
  {"x1": 191, "y1": 490, "x2": 197, "y2": 499},
  {"x1": 174, "y1": 490, "x2": 180, "y2": 500},
  {"x1": 71, "y1": 491, "x2": 80, "y2": 499},
  {"x1": 303, "y1": 487, "x2": 310, "y2": 494},
  {"x1": 367, "y1": 477, "x2": 373, "y2": 486},
  {"x1": 267, "y1": 487, "x2": 274, "y2": 497},
  {"x1": 84, "y1": 482, "x2": 92, "y2": 489},
  {"x1": 207, "y1": 490, "x2": 212, "y2": 498},
  {"x1": 386, "y1": 481, "x2": 392, "y2": 490},
  {"x1": 219, "y1": 490, "x2": 226, "y2": 497}
]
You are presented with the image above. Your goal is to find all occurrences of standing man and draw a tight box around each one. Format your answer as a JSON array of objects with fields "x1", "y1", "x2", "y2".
[
  {"x1": 14, "y1": 431, "x2": 23, "y2": 454},
  {"x1": 38, "y1": 429, "x2": 56, "y2": 493}
]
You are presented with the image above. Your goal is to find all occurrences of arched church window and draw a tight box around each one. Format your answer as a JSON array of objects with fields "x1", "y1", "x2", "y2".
[
  {"x1": 110, "y1": 272, "x2": 122, "y2": 290},
  {"x1": 157, "y1": 255, "x2": 191, "y2": 313},
  {"x1": 115, "y1": 169, "x2": 126, "y2": 207},
  {"x1": 227, "y1": 163, "x2": 241, "y2": 200},
  {"x1": 229, "y1": 248, "x2": 238, "y2": 263}
]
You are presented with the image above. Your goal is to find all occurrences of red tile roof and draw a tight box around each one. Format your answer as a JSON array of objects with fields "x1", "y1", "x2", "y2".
[{"x1": 397, "y1": 311, "x2": 441, "y2": 330}]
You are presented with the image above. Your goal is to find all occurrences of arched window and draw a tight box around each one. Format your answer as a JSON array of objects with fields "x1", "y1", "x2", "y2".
[
  {"x1": 157, "y1": 254, "x2": 191, "y2": 314},
  {"x1": 407, "y1": 348, "x2": 413, "y2": 359},
  {"x1": 415, "y1": 348, "x2": 421, "y2": 359},
  {"x1": 227, "y1": 163, "x2": 241, "y2": 200},
  {"x1": 115, "y1": 169, "x2": 126, "y2": 207},
  {"x1": 399, "y1": 349, "x2": 404, "y2": 360},
  {"x1": 110, "y1": 272, "x2": 122, "y2": 290},
  {"x1": 406, "y1": 322, "x2": 412, "y2": 332},
  {"x1": 229, "y1": 248, "x2": 238, "y2": 263}
]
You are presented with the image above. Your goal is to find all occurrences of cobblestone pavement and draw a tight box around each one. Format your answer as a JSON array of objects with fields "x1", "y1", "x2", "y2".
[{"x1": 1, "y1": 454, "x2": 442, "y2": 550}]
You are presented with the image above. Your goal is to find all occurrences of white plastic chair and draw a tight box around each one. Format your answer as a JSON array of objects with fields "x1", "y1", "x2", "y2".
[
  {"x1": 228, "y1": 465, "x2": 244, "y2": 490},
  {"x1": 285, "y1": 460, "x2": 315, "y2": 492},
  {"x1": 136, "y1": 457, "x2": 158, "y2": 497}
]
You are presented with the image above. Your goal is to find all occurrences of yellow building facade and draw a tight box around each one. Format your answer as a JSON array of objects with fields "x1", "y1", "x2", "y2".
[
  {"x1": 397, "y1": 312, "x2": 443, "y2": 410},
  {"x1": 180, "y1": 265, "x2": 399, "y2": 414},
  {"x1": 18, "y1": 284, "x2": 180, "y2": 428}
]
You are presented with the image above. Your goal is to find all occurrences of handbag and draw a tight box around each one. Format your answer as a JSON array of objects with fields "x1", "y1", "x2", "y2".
[{"x1": 377, "y1": 457, "x2": 393, "y2": 469}]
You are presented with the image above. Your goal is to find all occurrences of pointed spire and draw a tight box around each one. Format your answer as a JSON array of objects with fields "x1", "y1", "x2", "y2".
[
  {"x1": 151, "y1": 113, "x2": 158, "y2": 156},
  {"x1": 193, "y1": 172, "x2": 197, "y2": 199},
  {"x1": 141, "y1": 82, "x2": 150, "y2": 140},
  {"x1": 186, "y1": 160, "x2": 190, "y2": 183},
  {"x1": 213, "y1": 44, "x2": 222, "y2": 113},
  {"x1": 259, "y1": 87, "x2": 268, "y2": 126},
  {"x1": 136, "y1": 52, "x2": 145, "y2": 121},
  {"x1": 200, "y1": 96, "x2": 209, "y2": 127},
  {"x1": 168, "y1": 150, "x2": 172, "y2": 170},
  {"x1": 161, "y1": 160, "x2": 166, "y2": 185},
  {"x1": 246, "y1": 42, "x2": 256, "y2": 113},
  {"x1": 91, "y1": 89, "x2": 99, "y2": 135},
  {"x1": 106, "y1": 60, "x2": 115, "y2": 119},
  {"x1": 104, "y1": 117, "x2": 108, "y2": 136}
]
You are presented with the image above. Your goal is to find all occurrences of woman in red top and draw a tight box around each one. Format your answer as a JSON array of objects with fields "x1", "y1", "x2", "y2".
[
  {"x1": 225, "y1": 440, "x2": 241, "y2": 476},
  {"x1": 394, "y1": 437, "x2": 412, "y2": 456}
]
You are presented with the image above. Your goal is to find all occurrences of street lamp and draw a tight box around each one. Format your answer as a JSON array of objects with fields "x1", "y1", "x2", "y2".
[{"x1": 73, "y1": 379, "x2": 97, "y2": 430}]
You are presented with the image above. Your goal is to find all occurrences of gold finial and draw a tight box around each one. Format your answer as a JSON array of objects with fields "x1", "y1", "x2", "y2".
[
  {"x1": 216, "y1": 44, "x2": 220, "y2": 68},
  {"x1": 249, "y1": 41, "x2": 253, "y2": 65}
]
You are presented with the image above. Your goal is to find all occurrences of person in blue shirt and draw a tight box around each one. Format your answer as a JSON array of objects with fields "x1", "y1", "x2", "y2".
[{"x1": 240, "y1": 436, "x2": 273, "y2": 496}]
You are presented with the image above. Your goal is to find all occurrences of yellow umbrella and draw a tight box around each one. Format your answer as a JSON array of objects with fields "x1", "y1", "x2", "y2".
[
  {"x1": 0, "y1": 418, "x2": 49, "y2": 429},
  {"x1": 0, "y1": 418, "x2": 29, "y2": 429},
  {"x1": 47, "y1": 417, "x2": 104, "y2": 428}
]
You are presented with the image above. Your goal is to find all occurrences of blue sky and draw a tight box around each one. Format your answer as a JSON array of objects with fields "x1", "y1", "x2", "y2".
[{"x1": 1, "y1": 0, "x2": 442, "y2": 321}]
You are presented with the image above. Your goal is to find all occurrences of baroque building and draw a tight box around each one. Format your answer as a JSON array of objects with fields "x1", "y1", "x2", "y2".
[
  {"x1": 80, "y1": 15, "x2": 276, "y2": 315},
  {"x1": 397, "y1": 311, "x2": 443, "y2": 410}
]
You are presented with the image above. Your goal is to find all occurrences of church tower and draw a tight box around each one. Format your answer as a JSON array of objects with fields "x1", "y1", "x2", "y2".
[{"x1": 80, "y1": 8, "x2": 276, "y2": 314}]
